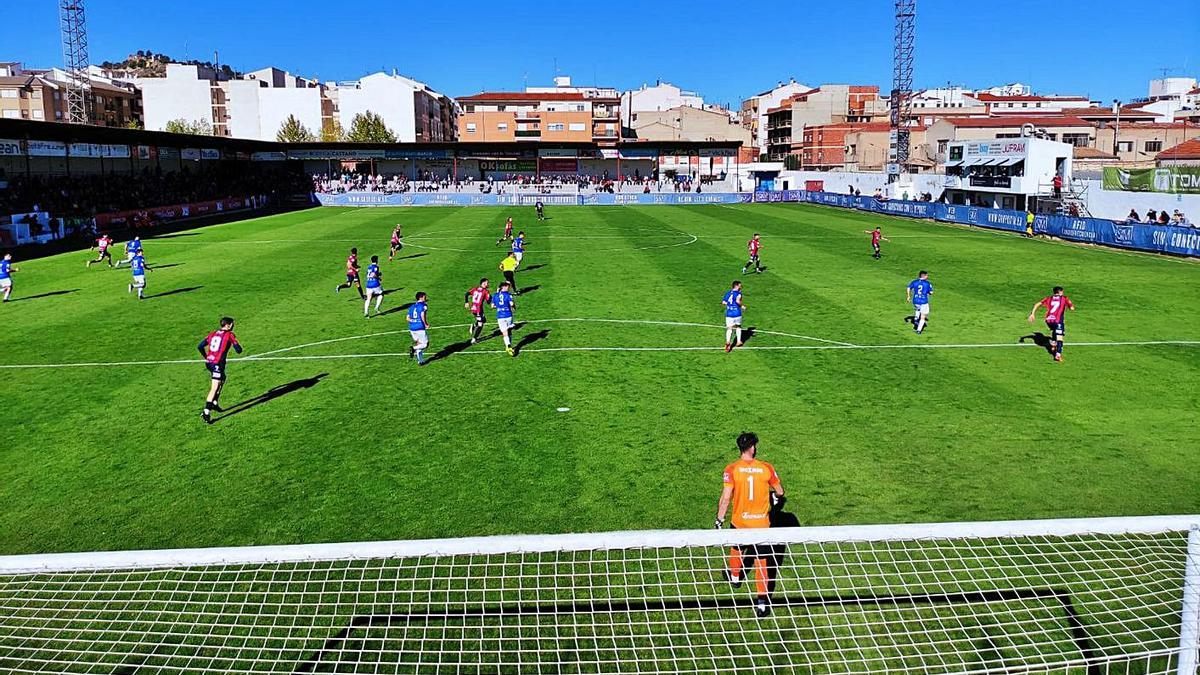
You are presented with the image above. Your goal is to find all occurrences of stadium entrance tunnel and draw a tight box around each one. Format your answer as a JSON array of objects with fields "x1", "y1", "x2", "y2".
[{"x1": 294, "y1": 587, "x2": 1099, "y2": 674}]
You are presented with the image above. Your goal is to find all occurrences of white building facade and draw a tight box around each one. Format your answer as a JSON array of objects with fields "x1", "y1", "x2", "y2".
[
  {"x1": 620, "y1": 82, "x2": 704, "y2": 118},
  {"x1": 941, "y1": 135, "x2": 1074, "y2": 210}
]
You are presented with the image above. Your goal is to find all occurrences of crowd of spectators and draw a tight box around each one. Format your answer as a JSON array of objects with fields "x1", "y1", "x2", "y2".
[
  {"x1": 0, "y1": 166, "x2": 311, "y2": 219},
  {"x1": 313, "y1": 171, "x2": 734, "y2": 196},
  {"x1": 1126, "y1": 208, "x2": 1193, "y2": 227}
]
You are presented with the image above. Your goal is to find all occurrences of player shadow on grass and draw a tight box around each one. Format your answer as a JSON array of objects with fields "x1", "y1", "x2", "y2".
[
  {"x1": 214, "y1": 373, "x2": 328, "y2": 423},
  {"x1": 741, "y1": 326, "x2": 757, "y2": 345},
  {"x1": 514, "y1": 328, "x2": 551, "y2": 355},
  {"x1": 143, "y1": 285, "x2": 203, "y2": 300},
  {"x1": 517, "y1": 284, "x2": 541, "y2": 296},
  {"x1": 521, "y1": 263, "x2": 547, "y2": 273},
  {"x1": 764, "y1": 499, "x2": 801, "y2": 595},
  {"x1": 150, "y1": 263, "x2": 185, "y2": 270},
  {"x1": 10, "y1": 288, "x2": 79, "y2": 302},
  {"x1": 392, "y1": 253, "x2": 427, "y2": 262},
  {"x1": 1019, "y1": 332, "x2": 1056, "y2": 357},
  {"x1": 376, "y1": 301, "x2": 414, "y2": 317}
]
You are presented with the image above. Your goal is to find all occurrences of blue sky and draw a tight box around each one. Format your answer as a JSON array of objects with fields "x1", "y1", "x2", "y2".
[{"x1": 4, "y1": 0, "x2": 1198, "y2": 106}]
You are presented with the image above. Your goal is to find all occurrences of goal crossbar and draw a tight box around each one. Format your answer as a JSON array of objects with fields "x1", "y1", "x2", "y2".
[
  {"x1": 2, "y1": 514, "x2": 1196, "y2": 574},
  {"x1": 0, "y1": 515, "x2": 1197, "y2": 674}
]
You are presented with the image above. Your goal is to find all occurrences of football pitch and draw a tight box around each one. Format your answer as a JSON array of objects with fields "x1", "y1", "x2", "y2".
[{"x1": 1, "y1": 202, "x2": 1198, "y2": 557}]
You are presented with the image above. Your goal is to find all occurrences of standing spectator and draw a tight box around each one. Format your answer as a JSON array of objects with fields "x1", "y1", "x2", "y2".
[{"x1": 1052, "y1": 173, "x2": 1063, "y2": 198}]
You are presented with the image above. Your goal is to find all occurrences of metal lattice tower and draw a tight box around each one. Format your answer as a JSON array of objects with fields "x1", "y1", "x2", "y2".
[
  {"x1": 889, "y1": 0, "x2": 915, "y2": 180},
  {"x1": 59, "y1": 0, "x2": 93, "y2": 125}
]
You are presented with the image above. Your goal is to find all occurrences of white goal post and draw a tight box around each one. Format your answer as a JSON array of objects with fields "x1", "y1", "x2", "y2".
[{"x1": 0, "y1": 515, "x2": 1197, "y2": 674}]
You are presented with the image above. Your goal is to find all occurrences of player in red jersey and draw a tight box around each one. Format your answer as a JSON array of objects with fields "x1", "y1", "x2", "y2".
[
  {"x1": 1028, "y1": 286, "x2": 1075, "y2": 362},
  {"x1": 87, "y1": 234, "x2": 114, "y2": 268},
  {"x1": 495, "y1": 217, "x2": 514, "y2": 246},
  {"x1": 334, "y1": 247, "x2": 365, "y2": 298},
  {"x1": 741, "y1": 234, "x2": 764, "y2": 274},
  {"x1": 388, "y1": 224, "x2": 403, "y2": 261},
  {"x1": 864, "y1": 226, "x2": 889, "y2": 259},
  {"x1": 198, "y1": 316, "x2": 244, "y2": 424},
  {"x1": 464, "y1": 278, "x2": 491, "y2": 344}
]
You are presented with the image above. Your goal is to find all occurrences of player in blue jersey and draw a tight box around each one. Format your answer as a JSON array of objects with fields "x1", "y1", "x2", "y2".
[
  {"x1": 407, "y1": 292, "x2": 429, "y2": 366},
  {"x1": 905, "y1": 270, "x2": 933, "y2": 334},
  {"x1": 722, "y1": 280, "x2": 745, "y2": 352},
  {"x1": 115, "y1": 237, "x2": 143, "y2": 268},
  {"x1": 127, "y1": 252, "x2": 153, "y2": 299},
  {"x1": 362, "y1": 255, "x2": 383, "y2": 317},
  {"x1": 492, "y1": 281, "x2": 518, "y2": 357},
  {"x1": 0, "y1": 253, "x2": 18, "y2": 302},
  {"x1": 511, "y1": 231, "x2": 526, "y2": 268}
]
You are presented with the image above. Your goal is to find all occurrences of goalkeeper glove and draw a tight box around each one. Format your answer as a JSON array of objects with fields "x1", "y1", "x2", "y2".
[
  {"x1": 771, "y1": 493, "x2": 787, "y2": 511},
  {"x1": 714, "y1": 517, "x2": 724, "y2": 530}
]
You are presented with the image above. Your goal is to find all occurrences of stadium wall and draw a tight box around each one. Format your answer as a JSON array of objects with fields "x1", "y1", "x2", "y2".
[{"x1": 315, "y1": 190, "x2": 1200, "y2": 257}]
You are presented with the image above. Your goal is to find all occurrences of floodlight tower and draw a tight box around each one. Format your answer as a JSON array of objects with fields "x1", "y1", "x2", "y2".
[
  {"x1": 59, "y1": 0, "x2": 93, "y2": 125},
  {"x1": 888, "y1": 0, "x2": 915, "y2": 183}
]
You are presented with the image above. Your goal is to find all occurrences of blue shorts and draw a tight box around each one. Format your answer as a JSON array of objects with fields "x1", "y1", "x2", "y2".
[
  {"x1": 1046, "y1": 321, "x2": 1064, "y2": 338},
  {"x1": 206, "y1": 363, "x2": 226, "y2": 381}
]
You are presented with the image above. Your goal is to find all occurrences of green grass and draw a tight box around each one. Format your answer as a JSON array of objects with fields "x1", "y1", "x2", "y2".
[{"x1": 1, "y1": 203, "x2": 1198, "y2": 556}]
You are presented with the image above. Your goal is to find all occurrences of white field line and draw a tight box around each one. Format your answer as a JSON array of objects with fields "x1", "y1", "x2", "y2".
[{"x1": 2, "y1": 339, "x2": 1197, "y2": 370}]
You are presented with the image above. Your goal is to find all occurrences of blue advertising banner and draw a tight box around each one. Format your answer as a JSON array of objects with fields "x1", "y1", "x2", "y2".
[{"x1": 316, "y1": 192, "x2": 752, "y2": 207}]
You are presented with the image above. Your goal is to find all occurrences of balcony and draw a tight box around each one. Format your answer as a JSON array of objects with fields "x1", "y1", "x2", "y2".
[{"x1": 514, "y1": 130, "x2": 541, "y2": 138}]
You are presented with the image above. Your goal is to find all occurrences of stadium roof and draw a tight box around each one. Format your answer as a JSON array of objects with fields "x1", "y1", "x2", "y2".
[
  {"x1": 1157, "y1": 137, "x2": 1200, "y2": 160},
  {"x1": 937, "y1": 116, "x2": 1094, "y2": 128}
]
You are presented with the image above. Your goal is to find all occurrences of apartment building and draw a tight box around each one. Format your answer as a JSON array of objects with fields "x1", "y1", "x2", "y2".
[
  {"x1": 763, "y1": 85, "x2": 888, "y2": 161},
  {"x1": 627, "y1": 105, "x2": 751, "y2": 144},
  {"x1": 924, "y1": 116, "x2": 1096, "y2": 168},
  {"x1": 974, "y1": 93, "x2": 1092, "y2": 116},
  {"x1": 740, "y1": 79, "x2": 810, "y2": 156},
  {"x1": 621, "y1": 81, "x2": 703, "y2": 117},
  {"x1": 0, "y1": 63, "x2": 140, "y2": 127},
  {"x1": 138, "y1": 64, "x2": 454, "y2": 142},
  {"x1": 457, "y1": 77, "x2": 621, "y2": 145},
  {"x1": 843, "y1": 123, "x2": 931, "y2": 171}
]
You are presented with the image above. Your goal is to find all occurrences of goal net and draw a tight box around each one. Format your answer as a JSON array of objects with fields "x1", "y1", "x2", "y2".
[{"x1": 0, "y1": 516, "x2": 1196, "y2": 674}]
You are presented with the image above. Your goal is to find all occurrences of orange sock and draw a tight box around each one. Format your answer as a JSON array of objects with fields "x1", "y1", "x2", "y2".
[
  {"x1": 728, "y1": 548, "x2": 744, "y2": 579},
  {"x1": 753, "y1": 558, "x2": 769, "y2": 596}
]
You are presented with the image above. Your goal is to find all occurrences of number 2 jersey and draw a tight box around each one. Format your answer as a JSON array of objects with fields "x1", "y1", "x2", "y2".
[{"x1": 722, "y1": 458, "x2": 781, "y2": 529}]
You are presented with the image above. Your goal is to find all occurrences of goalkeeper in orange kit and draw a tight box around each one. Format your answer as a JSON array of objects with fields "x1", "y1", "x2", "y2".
[{"x1": 714, "y1": 431, "x2": 785, "y2": 617}]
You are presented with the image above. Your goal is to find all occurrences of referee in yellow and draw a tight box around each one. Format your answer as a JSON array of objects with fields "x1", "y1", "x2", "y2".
[{"x1": 498, "y1": 252, "x2": 520, "y2": 295}]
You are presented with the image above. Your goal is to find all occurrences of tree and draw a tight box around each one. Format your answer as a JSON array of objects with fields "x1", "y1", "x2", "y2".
[
  {"x1": 164, "y1": 118, "x2": 212, "y2": 136},
  {"x1": 276, "y1": 115, "x2": 316, "y2": 142},
  {"x1": 321, "y1": 119, "x2": 345, "y2": 143},
  {"x1": 123, "y1": 119, "x2": 143, "y2": 130},
  {"x1": 346, "y1": 111, "x2": 397, "y2": 143}
]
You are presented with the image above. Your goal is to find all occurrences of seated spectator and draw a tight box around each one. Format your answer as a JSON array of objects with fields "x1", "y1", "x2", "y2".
[
  {"x1": 1158, "y1": 211, "x2": 1171, "y2": 225},
  {"x1": 1146, "y1": 209, "x2": 1157, "y2": 223},
  {"x1": 1127, "y1": 209, "x2": 1140, "y2": 222}
]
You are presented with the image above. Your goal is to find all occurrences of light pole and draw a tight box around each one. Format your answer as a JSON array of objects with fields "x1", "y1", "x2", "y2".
[{"x1": 1112, "y1": 99, "x2": 1122, "y2": 159}]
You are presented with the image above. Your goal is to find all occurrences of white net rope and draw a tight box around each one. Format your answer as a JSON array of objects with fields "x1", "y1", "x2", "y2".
[{"x1": 0, "y1": 518, "x2": 1197, "y2": 674}]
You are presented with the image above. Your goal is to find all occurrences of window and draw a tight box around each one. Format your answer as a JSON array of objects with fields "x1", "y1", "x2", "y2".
[
  {"x1": 497, "y1": 105, "x2": 506, "y2": 112},
  {"x1": 575, "y1": 104, "x2": 585, "y2": 112},
  {"x1": 548, "y1": 123, "x2": 565, "y2": 131},
  {"x1": 1117, "y1": 141, "x2": 1134, "y2": 152},
  {"x1": 33, "y1": 109, "x2": 43, "y2": 119},
  {"x1": 1021, "y1": 102, "x2": 1028, "y2": 108},
  {"x1": 1062, "y1": 133, "x2": 1090, "y2": 147},
  {"x1": 465, "y1": 123, "x2": 476, "y2": 133},
  {"x1": 568, "y1": 122, "x2": 585, "y2": 131},
  {"x1": 464, "y1": 105, "x2": 474, "y2": 113},
  {"x1": 0, "y1": 89, "x2": 16, "y2": 98},
  {"x1": 497, "y1": 123, "x2": 508, "y2": 130},
  {"x1": 1145, "y1": 140, "x2": 1163, "y2": 153},
  {"x1": 995, "y1": 133, "x2": 1021, "y2": 139},
  {"x1": 937, "y1": 140, "x2": 949, "y2": 155},
  {"x1": 631, "y1": 113, "x2": 638, "y2": 121},
  {"x1": 2, "y1": 110, "x2": 17, "y2": 118}
]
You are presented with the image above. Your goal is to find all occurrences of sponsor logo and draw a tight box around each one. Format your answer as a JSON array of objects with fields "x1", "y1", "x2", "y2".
[
  {"x1": 1153, "y1": 169, "x2": 1171, "y2": 192},
  {"x1": 1113, "y1": 225, "x2": 1135, "y2": 245}
]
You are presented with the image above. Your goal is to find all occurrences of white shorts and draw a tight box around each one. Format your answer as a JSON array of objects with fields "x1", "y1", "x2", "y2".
[
  {"x1": 364, "y1": 286, "x2": 383, "y2": 298},
  {"x1": 497, "y1": 317, "x2": 514, "y2": 332},
  {"x1": 513, "y1": 251, "x2": 524, "y2": 264},
  {"x1": 725, "y1": 316, "x2": 742, "y2": 328},
  {"x1": 0, "y1": 278, "x2": 10, "y2": 290},
  {"x1": 409, "y1": 330, "x2": 428, "y2": 347},
  {"x1": 132, "y1": 275, "x2": 146, "y2": 288},
  {"x1": 124, "y1": 251, "x2": 135, "y2": 261},
  {"x1": 913, "y1": 303, "x2": 929, "y2": 317}
]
